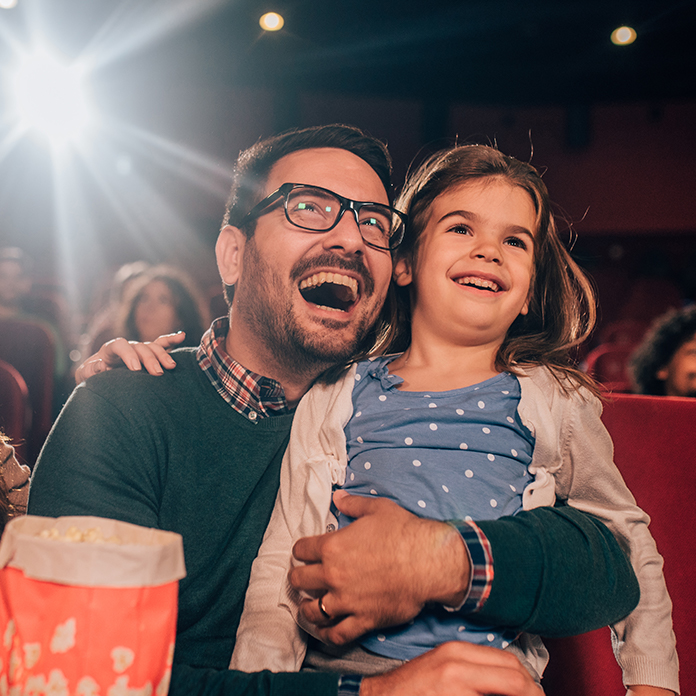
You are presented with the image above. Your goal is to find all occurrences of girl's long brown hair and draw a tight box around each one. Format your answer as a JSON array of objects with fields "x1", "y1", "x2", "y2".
[{"x1": 374, "y1": 145, "x2": 600, "y2": 397}]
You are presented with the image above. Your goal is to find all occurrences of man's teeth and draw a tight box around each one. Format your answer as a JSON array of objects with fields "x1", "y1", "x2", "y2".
[
  {"x1": 299, "y1": 272, "x2": 358, "y2": 299},
  {"x1": 456, "y1": 276, "x2": 500, "y2": 292}
]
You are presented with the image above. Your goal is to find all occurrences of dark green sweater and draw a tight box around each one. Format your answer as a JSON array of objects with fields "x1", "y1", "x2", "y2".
[{"x1": 28, "y1": 349, "x2": 638, "y2": 695}]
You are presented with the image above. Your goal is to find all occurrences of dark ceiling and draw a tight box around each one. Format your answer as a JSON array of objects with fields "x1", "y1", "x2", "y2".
[
  {"x1": 3, "y1": 0, "x2": 693, "y2": 107},
  {"x1": 150, "y1": 0, "x2": 696, "y2": 105}
]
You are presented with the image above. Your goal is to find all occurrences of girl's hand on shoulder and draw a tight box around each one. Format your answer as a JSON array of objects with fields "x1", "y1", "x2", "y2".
[
  {"x1": 74, "y1": 332, "x2": 185, "y2": 384},
  {"x1": 626, "y1": 688, "x2": 676, "y2": 696}
]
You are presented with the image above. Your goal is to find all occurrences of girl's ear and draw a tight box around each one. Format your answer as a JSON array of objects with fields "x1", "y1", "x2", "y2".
[
  {"x1": 393, "y1": 256, "x2": 413, "y2": 287},
  {"x1": 656, "y1": 366, "x2": 669, "y2": 381},
  {"x1": 216, "y1": 226, "x2": 246, "y2": 287}
]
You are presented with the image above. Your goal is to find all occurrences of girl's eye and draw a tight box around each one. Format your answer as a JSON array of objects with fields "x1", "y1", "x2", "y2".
[
  {"x1": 505, "y1": 236, "x2": 528, "y2": 250},
  {"x1": 450, "y1": 224, "x2": 472, "y2": 235}
]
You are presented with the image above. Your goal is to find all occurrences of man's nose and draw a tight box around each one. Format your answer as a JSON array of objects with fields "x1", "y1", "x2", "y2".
[{"x1": 321, "y1": 209, "x2": 366, "y2": 255}]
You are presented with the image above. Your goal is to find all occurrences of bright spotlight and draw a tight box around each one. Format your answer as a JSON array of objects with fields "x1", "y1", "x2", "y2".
[
  {"x1": 11, "y1": 50, "x2": 93, "y2": 144},
  {"x1": 611, "y1": 26, "x2": 637, "y2": 46},
  {"x1": 0, "y1": 0, "x2": 18, "y2": 9},
  {"x1": 259, "y1": 12, "x2": 284, "y2": 31}
]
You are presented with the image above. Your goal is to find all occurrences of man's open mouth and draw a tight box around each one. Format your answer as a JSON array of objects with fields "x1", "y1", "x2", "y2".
[
  {"x1": 299, "y1": 272, "x2": 359, "y2": 312},
  {"x1": 455, "y1": 276, "x2": 501, "y2": 292}
]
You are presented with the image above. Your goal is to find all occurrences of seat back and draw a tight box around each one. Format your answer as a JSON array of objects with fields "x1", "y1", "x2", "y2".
[
  {"x1": 0, "y1": 358, "x2": 30, "y2": 462},
  {"x1": 0, "y1": 318, "x2": 55, "y2": 465},
  {"x1": 584, "y1": 343, "x2": 636, "y2": 392},
  {"x1": 543, "y1": 393, "x2": 696, "y2": 695}
]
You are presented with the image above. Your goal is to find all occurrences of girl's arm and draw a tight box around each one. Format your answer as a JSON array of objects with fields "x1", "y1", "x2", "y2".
[
  {"x1": 521, "y1": 372, "x2": 678, "y2": 695},
  {"x1": 74, "y1": 333, "x2": 184, "y2": 382}
]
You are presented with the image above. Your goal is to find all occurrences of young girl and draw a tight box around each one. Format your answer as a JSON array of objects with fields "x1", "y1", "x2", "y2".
[{"x1": 226, "y1": 145, "x2": 678, "y2": 692}]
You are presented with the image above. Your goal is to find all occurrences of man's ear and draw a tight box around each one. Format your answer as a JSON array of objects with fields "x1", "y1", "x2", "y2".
[
  {"x1": 216, "y1": 225, "x2": 246, "y2": 287},
  {"x1": 393, "y1": 256, "x2": 413, "y2": 287}
]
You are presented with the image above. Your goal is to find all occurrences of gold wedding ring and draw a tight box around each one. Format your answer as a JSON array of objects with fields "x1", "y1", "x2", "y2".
[{"x1": 318, "y1": 596, "x2": 332, "y2": 620}]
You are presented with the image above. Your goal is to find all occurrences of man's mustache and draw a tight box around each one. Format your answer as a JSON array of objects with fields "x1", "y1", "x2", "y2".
[{"x1": 290, "y1": 253, "x2": 376, "y2": 297}]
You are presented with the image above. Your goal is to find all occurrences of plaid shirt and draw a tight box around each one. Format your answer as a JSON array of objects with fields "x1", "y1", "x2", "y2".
[
  {"x1": 196, "y1": 318, "x2": 494, "y2": 687},
  {"x1": 197, "y1": 317, "x2": 291, "y2": 422}
]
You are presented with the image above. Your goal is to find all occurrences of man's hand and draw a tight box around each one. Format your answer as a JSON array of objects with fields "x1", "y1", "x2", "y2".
[
  {"x1": 75, "y1": 333, "x2": 185, "y2": 384},
  {"x1": 360, "y1": 642, "x2": 543, "y2": 696},
  {"x1": 289, "y1": 491, "x2": 470, "y2": 645}
]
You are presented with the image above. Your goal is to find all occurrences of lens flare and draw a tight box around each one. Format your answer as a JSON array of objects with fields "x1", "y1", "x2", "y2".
[{"x1": 11, "y1": 50, "x2": 93, "y2": 144}]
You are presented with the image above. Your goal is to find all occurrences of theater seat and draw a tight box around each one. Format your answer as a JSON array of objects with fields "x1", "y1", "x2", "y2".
[
  {"x1": 542, "y1": 393, "x2": 695, "y2": 695},
  {"x1": 0, "y1": 358, "x2": 30, "y2": 462},
  {"x1": 585, "y1": 343, "x2": 636, "y2": 393},
  {"x1": 0, "y1": 318, "x2": 55, "y2": 466}
]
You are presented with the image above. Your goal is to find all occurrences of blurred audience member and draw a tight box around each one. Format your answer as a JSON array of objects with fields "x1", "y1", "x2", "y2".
[
  {"x1": 629, "y1": 304, "x2": 696, "y2": 397},
  {"x1": 116, "y1": 265, "x2": 209, "y2": 347},
  {"x1": 0, "y1": 247, "x2": 71, "y2": 411},
  {"x1": 0, "y1": 433, "x2": 30, "y2": 535},
  {"x1": 0, "y1": 247, "x2": 34, "y2": 319},
  {"x1": 79, "y1": 261, "x2": 151, "y2": 358}
]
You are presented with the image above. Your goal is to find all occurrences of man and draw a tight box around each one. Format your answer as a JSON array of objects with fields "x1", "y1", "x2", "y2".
[
  {"x1": 629, "y1": 304, "x2": 696, "y2": 397},
  {"x1": 29, "y1": 125, "x2": 637, "y2": 696}
]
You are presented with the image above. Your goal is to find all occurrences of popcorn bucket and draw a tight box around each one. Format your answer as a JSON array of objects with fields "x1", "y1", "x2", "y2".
[{"x1": 0, "y1": 515, "x2": 186, "y2": 696}]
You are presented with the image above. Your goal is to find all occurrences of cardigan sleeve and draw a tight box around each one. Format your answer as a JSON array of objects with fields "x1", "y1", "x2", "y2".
[
  {"x1": 518, "y1": 369, "x2": 678, "y2": 693},
  {"x1": 230, "y1": 367, "x2": 357, "y2": 672}
]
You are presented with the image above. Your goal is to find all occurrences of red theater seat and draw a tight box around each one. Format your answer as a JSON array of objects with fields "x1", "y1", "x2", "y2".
[
  {"x1": 0, "y1": 358, "x2": 30, "y2": 462},
  {"x1": 543, "y1": 393, "x2": 695, "y2": 695},
  {"x1": 0, "y1": 318, "x2": 55, "y2": 465}
]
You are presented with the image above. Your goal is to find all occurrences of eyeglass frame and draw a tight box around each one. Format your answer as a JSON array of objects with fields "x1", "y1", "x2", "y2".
[{"x1": 238, "y1": 182, "x2": 408, "y2": 251}]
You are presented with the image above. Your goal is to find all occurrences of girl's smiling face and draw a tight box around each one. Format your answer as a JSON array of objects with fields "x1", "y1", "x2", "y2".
[{"x1": 394, "y1": 177, "x2": 537, "y2": 350}]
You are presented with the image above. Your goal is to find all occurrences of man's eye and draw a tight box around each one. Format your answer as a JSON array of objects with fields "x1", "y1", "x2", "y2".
[{"x1": 360, "y1": 217, "x2": 386, "y2": 232}]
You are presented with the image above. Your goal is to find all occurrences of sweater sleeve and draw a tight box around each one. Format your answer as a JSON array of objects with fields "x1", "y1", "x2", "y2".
[
  {"x1": 472, "y1": 503, "x2": 639, "y2": 635},
  {"x1": 169, "y1": 663, "x2": 338, "y2": 696}
]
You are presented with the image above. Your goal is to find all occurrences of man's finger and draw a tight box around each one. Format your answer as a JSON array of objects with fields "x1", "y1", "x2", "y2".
[
  {"x1": 287, "y1": 560, "x2": 327, "y2": 592},
  {"x1": 292, "y1": 534, "x2": 325, "y2": 563},
  {"x1": 332, "y1": 490, "x2": 385, "y2": 519}
]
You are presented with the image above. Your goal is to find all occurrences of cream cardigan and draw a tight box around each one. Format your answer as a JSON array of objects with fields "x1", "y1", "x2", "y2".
[{"x1": 230, "y1": 364, "x2": 679, "y2": 693}]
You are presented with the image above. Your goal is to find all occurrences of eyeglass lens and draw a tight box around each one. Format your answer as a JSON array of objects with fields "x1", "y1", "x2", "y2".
[{"x1": 286, "y1": 187, "x2": 395, "y2": 249}]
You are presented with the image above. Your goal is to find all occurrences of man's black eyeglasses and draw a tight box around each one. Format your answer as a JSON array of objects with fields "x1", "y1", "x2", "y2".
[{"x1": 239, "y1": 183, "x2": 408, "y2": 251}]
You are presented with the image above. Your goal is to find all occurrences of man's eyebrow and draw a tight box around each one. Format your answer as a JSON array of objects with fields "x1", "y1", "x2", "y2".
[{"x1": 438, "y1": 209, "x2": 535, "y2": 240}]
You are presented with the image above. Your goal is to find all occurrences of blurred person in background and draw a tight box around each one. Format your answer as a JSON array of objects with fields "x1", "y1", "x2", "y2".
[
  {"x1": 79, "y1": 261, "x2": 151, "y2": 358},
  {"x1": 115, "y1": 265, "x2": 209, "y2": 347},
  {"x1": 629, "y1": 304, "x2": 696, "y2": 397}
]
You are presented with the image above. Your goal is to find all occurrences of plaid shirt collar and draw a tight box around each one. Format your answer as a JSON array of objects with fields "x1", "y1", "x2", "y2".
[{"x1": 196, "y1": 316, "x2": 290, "y2": 422}]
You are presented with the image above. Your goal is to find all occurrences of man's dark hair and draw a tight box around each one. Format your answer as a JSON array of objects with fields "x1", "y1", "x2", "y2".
[
  {"x1": 629, "y1": 304, "x2": 696, "y2": 394},
  {"x1": 220, "y1": 124, "x2": 393, "y2": 307}
]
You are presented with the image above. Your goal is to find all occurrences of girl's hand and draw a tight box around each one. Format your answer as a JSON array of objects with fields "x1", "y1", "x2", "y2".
[
  {"x1": 626, "y1": 688, "x2": 676, "y2": 696},
  {"x1": 74, "y1": 332, "x2": 185, "y2": 384}
]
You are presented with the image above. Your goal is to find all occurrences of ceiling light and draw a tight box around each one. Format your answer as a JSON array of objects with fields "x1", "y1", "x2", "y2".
[
  {"x1": 0, "y1": 0, "x2": 18, "y2": 9},
  {"x1": 611, "y1": 26, "x2": 637, "y2": 46},
  {"x1": 259, "y1": 12, "x2": 284, "y2": 32}
]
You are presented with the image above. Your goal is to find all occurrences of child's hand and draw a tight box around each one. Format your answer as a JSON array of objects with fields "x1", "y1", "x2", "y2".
[
  {"x1": 74, "y1": 332, "x2": 185, "y2": 384},
  {"x1": 626, "y1": 688, "x2": 677, "y2": 696}
]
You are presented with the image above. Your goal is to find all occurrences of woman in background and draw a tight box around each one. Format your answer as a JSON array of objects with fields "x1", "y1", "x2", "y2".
[{"x1": 116, "y1": 265, "x2": 210, "y2": 348}]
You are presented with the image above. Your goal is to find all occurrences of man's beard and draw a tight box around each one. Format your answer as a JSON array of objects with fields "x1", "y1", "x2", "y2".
[{"x1": 234, "y1": 238, "x2": 378, "y2": 378}]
